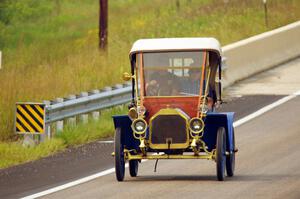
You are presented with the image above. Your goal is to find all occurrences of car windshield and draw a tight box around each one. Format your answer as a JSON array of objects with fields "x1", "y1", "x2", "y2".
[{"x1": 141, "y1": 51, "x2": 207, "y2": 97}]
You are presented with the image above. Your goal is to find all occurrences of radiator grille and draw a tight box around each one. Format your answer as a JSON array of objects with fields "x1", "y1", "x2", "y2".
[{"x1": 151, "y1": 115, "x2": 187, "y2": 145}]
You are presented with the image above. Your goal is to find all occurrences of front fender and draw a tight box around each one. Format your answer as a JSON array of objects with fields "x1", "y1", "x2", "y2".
[
  {"x1": 112, "y1": 115, "x2": 139, "y2": 150},
  {"x1": 203, "y1": 112, "x2": 235, "y2": 152}
]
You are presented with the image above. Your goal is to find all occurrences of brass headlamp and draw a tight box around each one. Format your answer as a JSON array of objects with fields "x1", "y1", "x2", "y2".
[
  {"x1": 189, "y1": 117, "x2": 204, "y2": 137},
  {"x1": 131, "y1": 118, "x2": 147, "y2": 139}
]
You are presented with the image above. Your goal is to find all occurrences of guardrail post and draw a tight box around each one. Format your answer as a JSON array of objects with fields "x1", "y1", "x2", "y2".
[
  {"x1": 55, "y1": 98, "x2": 64, "y2": 133},
  {"x1": 103, "y1": 86, "x2": 112, "y2": 92},
  {"x1": 67, "y1": 95, "x2": 76, "y2": 126},
  {"x1": 40, "y1": 100, "x2": 51, "y2": 142},
  {"x1": 263, "y1": 0, "x2": 268, "y2": 28},
  {"x1": 80, "y1": 92, "x2": 89, "y2": 123},
  {"x1": 22, "y1": 134, "x2": 36, "y2": 147},
  {"x1": 114, "y1": 84, "x2": 123, "y2": 89},
  {"x1": 90, "y1": 90, "x2": 100, "y2": 120}
]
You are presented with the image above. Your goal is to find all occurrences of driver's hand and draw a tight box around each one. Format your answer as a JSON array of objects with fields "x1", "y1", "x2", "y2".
[{"x1": 146, "y1": 80, "x2": 159, "y2": 96}]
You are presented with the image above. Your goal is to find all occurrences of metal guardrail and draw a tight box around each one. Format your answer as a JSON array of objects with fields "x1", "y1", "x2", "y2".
[
  {"x1": 45, "y1": 83, "x2": 131, "y2": 124},
  {"x1": 18, "y1": 83, "x2": 132, "y2": 142}
]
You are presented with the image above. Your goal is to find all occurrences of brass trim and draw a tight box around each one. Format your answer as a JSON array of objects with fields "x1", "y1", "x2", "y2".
[
  {"x1": 131, "y1": 118, "x2": 148, "y2": 135},
  {"x1": 128, "y1": 107, "x2": 138, "y2": 120},
  {"x1": 139, "y1": 53, "x2": 145, "y2": 107},
  {"x1": 197, "y1": 51, "x2": 207, "y2": 117},
  {"x1": 122, "y1": 72, "x2": 133, "y2": 81},
  {"x1": 149, "y1": 108, "x2": 190, "y2": 149},
  {"x1": 127, "y1": 153, "x2": 215, "y2": 160},
  {"x1": 189, "y1": 117, "x2": 205, "y2": 135}
]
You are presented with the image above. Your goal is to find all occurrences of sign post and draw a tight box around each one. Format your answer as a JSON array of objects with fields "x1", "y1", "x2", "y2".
[{"x1": 263, "y1": 0, "x2": 268, "y2": 28}]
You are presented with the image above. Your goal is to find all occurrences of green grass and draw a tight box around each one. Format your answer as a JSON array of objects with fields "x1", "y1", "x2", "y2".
[
  {"x1": 55, "y1": 106, "x2": 126, "y2": 146},
  {"x1": 0, "y1": 0, "x2": 300, "y2": 168},
  {"x1": 0, "y1": 138, "x2": 65, "y2": 168},
  {"x1": 0, "y1": 106, "x2": 126, "y2": 168}
]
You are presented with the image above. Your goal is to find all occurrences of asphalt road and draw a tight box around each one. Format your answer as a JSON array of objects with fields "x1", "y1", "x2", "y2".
[
  {"x1": 43, "y1": 96, "x2": 300, "y2": 199},
  {"x1": 0, "y1": 95, "x2": 282, "y2": 199},
  {"x1": 1, "y1": 58, "x2": 300, "y2": 198}
]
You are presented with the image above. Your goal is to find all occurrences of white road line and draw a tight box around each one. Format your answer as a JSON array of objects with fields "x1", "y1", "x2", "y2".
[
  {"x1": 21, "y1": 167, "x2": 115, "y2": 199},
  {"x1": 97, "y1": 140, "x2": 114, "y2": 144},
  {"x1": 21, "y1": 90, "x2": 300, "y2": 199},
  {"x1": 233, "y1": 90, "x2": 300, "y2": 127}
]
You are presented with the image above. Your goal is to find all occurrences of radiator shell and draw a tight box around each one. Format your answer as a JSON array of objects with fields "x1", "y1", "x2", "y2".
[{"x1": 149, "y1": 108, "x2": 190, "y2": 150}]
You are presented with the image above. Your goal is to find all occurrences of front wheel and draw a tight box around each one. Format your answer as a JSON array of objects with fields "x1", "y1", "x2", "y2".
[
  {"x1": 226, "y1": 128, "x2": 235, "y2": 177},
  {"x1": 216, "y1": 127, "x2": 226, "y2": 181},
  {"x1": 114, "y1": 128, "x2": 125, "y2": 181},
  {"x1": 129, "y1": 160, "x2": 139, "y2": 177}
]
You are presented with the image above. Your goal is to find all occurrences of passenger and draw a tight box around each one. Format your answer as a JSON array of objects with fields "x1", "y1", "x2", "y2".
[
  {"x1": 181, "y1": 68, "x2": 201, "y2": 95},
  {"x1": 181, "y1": 67, "x2": 215, "y2": 110}
]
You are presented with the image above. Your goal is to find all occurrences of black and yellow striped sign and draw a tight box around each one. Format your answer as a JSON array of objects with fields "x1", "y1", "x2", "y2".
[{"x1": 15, "y1": 103, "x2": 45, "y2": 134}]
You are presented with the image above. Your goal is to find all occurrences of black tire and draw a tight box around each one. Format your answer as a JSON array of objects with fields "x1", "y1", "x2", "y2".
[
  {"x1": 216, "y1": 127, "x2": 226, "y2": 181},
  {"x1": 226, "y1": 128, "x2": 235, "y2": 177},
  {"x1": 114, "y1": 128, "x2": 125, "y2": 181},
  {"x1": 129, "y1": 160, "x2": 139, "y2": 177}
]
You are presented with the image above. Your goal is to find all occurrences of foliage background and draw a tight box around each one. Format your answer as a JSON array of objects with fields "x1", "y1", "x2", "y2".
[{"x1": 0, "y1": 0, "x2": 300, "y2": 141}]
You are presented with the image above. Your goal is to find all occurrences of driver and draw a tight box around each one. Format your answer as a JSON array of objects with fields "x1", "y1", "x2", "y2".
[{"x1": 146, "y1": 70, "x2": 180, "y2": 96}]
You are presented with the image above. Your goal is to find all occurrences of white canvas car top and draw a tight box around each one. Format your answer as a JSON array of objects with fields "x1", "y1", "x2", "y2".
[{"x1": 129, "y1": 37, "x2": 221, "y2": 59}]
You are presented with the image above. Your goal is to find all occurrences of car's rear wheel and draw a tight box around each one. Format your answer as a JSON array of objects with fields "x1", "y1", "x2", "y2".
[
  {"x1": 114, "y1": 128, "x2": 125, "y2": 181},
  {"x1": 216, "y1": 127, "x2": 226, "y2": 181},
  {"x1": 129, "y1": 160, "x2": 139, "y2": 177},
  {"x1": 226, "y1": 128, "x2": 235, "y2": 177}
]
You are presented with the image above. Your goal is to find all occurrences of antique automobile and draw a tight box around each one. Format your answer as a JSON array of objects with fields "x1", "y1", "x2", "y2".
[{"x1": 112, "y1": 38, "x2": 236, "y2": 181}]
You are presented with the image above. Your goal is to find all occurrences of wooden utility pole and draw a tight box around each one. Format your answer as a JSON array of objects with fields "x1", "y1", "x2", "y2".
[{"x1": 99, "y1": 0, "x2": 108, "y2": 50}]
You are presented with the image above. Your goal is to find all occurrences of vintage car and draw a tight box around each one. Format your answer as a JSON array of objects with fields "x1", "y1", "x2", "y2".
[{"x1": 112, "y1": 38, "x2": 236, "y2": 181}]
